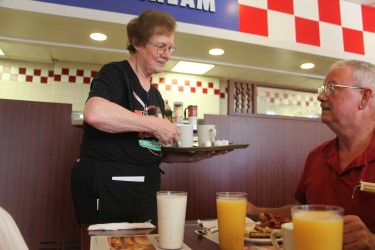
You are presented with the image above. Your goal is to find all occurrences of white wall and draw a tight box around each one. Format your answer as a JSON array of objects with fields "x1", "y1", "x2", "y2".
[{"x1": 0, "y1": 59, "x2": 227, "y2": 118}]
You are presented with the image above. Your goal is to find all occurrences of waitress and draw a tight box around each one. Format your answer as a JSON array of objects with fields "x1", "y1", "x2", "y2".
[{"x1": 70, "y1": 9, "x2": 222, "y2": 225}]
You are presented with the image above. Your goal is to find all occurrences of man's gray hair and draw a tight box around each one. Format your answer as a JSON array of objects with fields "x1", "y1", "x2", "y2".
[{"x1": 330, "y1": 60, "x2": 375, "y2": 90}]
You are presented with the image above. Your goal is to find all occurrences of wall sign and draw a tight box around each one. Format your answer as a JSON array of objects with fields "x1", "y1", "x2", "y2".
[{"x1": 33, "y1": 0, "x2": 239, "y2": 30}]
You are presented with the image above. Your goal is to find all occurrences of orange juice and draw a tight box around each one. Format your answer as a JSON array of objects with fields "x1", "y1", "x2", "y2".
[
  {"x1": 216, "y1": 192, "x2": 247, "y2": 250},
  {"x1": 292, "y1": 208, "x2": 343, "y2": 250}
]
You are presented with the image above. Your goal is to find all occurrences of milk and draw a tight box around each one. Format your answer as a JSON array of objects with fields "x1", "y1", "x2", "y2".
[{"x1": 157, "y1": 191, "x2": 187, "y2": 249}]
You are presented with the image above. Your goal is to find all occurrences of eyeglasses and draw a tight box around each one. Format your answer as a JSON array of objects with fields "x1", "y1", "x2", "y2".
[
  {"x1": 147, "y1": 41, "x2": 176, "y2": 55},
  {"x1": 317, "y1": 83, "x2": 364, "y2": 96}
]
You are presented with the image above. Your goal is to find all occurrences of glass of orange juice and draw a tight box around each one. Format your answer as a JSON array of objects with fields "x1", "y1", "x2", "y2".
[
  {"x1": 291, "y1": 205, "x2": 344, "y2": 250},
  {"x1": 216, "y1": 192, "x2": 247, "y2": 250}
]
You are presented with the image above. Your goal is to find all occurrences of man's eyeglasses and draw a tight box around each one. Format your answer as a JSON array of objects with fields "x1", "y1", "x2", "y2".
[
  {"x1": 317, "y1": 83, "x2": 364, "y2": 96},
  {"x1": 147, "y1": 41, "x2": 176, "y2": 55}
]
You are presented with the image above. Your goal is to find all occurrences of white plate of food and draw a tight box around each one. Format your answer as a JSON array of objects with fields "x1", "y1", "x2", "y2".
[
  {"x1": 244, "y1": 212, "x2": 289, "y2": 245},
  {"x1": 244, "y1": 227, "x2": 282, "y2": 245},
  {"x1": 244, "y1": 236, "x2": 282, "y2": 244}
]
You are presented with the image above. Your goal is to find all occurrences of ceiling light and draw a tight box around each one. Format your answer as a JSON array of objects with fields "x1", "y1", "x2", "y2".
[
  {"x1": 300, "y1": 63, "x2": 315, "y2": 69},
  {"x1": 0, "y1": 49, "x2": 4, "y2": 56},
  {"x1": 90, "y1": 33, "x2": 107, "y2": 41},
  {"x1": 171, "y1": 61, "x2": 215, "y2": 75},
  {"x1": 209, "y1": 48, "x2": 224, "y2": 56}
]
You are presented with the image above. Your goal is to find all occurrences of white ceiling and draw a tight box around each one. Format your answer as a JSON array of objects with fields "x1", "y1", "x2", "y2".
[
  {"x1": 345, "y1": 0, "x2": 375, "y2": 6},
  {"x1": 0, "y1": 2, "x2": 374, "y2": 90}
]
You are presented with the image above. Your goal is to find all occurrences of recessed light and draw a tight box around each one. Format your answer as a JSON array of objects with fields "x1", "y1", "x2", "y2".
[
  {"x1": 0, "y1": 49, "x2": 4, "y2": 56},
  {"x1": 90, "y1": 33, "x2": 107, "y2": 41},
  {"x1": 209, "y1": 48, "x2": 224, "y2": 56},
  {"x1": 171, "y1": 61, "x2": 214, "y2": 75},
  {"x1": 300, "y1": 63, "x2": 315, "y2": 69}
]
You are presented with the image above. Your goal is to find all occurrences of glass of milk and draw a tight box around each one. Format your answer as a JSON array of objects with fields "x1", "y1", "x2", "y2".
[{"x1": 157, "y1": 191, "x2": 188, "y2": 249}]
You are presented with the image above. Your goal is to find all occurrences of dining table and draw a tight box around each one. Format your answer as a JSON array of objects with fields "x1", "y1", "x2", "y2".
[{"x1": 81, "y1": 220, "x2": 275, "y2": 250}]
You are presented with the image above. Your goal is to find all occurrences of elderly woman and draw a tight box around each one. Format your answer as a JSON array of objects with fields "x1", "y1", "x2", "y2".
[{"x1": 71, "y1": 9, "x2": 220, "y2": 225}]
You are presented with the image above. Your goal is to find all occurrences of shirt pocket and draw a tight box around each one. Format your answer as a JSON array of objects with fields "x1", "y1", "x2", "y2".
[{"x1": 357, "y1": 190, "x2": 375, "y2": 201}]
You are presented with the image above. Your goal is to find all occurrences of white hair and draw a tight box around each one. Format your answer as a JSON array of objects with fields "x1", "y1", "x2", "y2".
[{"x1": 330, "y1": 60, "x2": 375, "y2": 90}]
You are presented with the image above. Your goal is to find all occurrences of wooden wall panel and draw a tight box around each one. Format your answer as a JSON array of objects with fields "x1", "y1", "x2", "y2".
[
  {"x1": 160, "y1": 114, "x2": 335, "y2": 220},
  {"x1": 0, "y1": 99, "x2": 82, "y2": 249}
]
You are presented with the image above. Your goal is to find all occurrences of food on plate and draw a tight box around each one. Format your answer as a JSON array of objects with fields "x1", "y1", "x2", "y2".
[
  {"x1": 133, "y1": 235, "x2": 150, "y2": 244},
  {"x1": 244, "y1": 223, "x2": 275, "y2": 238},
  {"x1": 244, "y1": 212, "x2": 291, "y2": 238},
  {"x1": 244, "y1": 221, "x2": 256, "y2": 236},
  {"x1": 107, "y1": 236, "x2": 154, "y2": 250},
  {"x1": 258, "y1": 212, "x2": 291, "y2": 229}
]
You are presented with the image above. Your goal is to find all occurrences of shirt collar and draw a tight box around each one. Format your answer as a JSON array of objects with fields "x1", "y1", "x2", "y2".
[{"x1": 322, "y1": 132, "x2": 375, "y2": 172}]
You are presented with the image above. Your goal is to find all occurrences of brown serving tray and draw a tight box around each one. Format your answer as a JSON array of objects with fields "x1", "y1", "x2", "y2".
[{"x1": 162, "y1": 143, "x2": 249, "y2": 152}]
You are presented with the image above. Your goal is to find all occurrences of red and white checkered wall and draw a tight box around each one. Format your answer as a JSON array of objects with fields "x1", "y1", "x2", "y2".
[
  {"x1": 0, "y1": 61, "x2": 321, "y2": 118},
  {"x1": 239, "y1": 0, "x2": 375, "y2": 57},
  {"x1": 0, "y1": 64, "x2": 225, "y2": 97},
  {"x1": 0, "y1": 60, "x2": 324, "y2": 119},
  {"x1": 151, "y1": 76, "x2": 225, "y2": 98},
  {"x1": 0, "y1": 65, "x2": 97, "y2": 84},
  {"x1": 0, "y1": 61, "x2": 225, "y2": 114}
]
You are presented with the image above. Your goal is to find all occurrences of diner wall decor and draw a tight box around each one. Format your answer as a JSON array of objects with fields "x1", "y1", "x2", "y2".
[
  {"x1": 0, "y1": 59, "x2": 224, "y2": 119},
  {"x1": 228, "y1": 80, "x2": 253, "y2": 116},
  {"x1": 2, "y1": 58, "x2": 323, "y2": 120},
  {"x1": 256, "y1": 86, "x2": 321, "y2": 118},
  {"x1": 228, "y1": 79, "x2": 321, "y2": 119}
]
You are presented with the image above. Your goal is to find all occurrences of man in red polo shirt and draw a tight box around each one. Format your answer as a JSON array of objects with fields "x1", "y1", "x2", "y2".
[{"x1": 247, "y1": 60, "x2": 375, "y2": 250}]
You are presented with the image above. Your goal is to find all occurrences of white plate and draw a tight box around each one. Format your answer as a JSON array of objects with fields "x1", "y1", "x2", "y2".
[{"x1": 244, "y1": 236, "x2": 282, "y2": 245}]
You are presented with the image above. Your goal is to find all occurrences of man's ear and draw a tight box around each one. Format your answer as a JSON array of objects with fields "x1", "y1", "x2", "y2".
[{"x1": 359, "y1": 88, "x2": 373, "y2": 109}]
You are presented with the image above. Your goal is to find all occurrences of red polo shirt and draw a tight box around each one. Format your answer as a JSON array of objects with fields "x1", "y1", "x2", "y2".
[{"x1": 294, "y1": 133, "x2": 375, "y2": 233}]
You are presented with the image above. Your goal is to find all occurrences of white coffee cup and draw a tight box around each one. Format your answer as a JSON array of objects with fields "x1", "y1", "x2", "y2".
[
  {"x1": 157, "y1": 191, "x2": 187, "y2": 250},
  {"x1": 177, "y1": 124, "x2": 193, "y2": 147},
  {"x1": 271, "y1": 222, "x2": 295, "y2": 250},
  {"x1": 197, "y1": 124, "x2": 216, "y2": 147}
]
